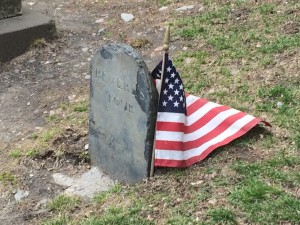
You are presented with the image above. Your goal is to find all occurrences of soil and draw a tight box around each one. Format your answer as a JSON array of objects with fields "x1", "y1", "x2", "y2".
[{"x1": 0, "y1": 0, "x2": 196, "y2": 224}]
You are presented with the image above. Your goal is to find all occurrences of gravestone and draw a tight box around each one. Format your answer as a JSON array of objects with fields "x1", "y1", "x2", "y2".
[
  {"x1": 89, "y1": 43, "x2": 158, "y2": 183},
  {"x1": 0, "y1": 0, "x2": 22, "y2": 20},
  {"x1": 0, "y1": 3, "x2": 56, "y2": 62}
]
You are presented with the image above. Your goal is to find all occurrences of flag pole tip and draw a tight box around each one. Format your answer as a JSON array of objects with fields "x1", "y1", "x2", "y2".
[{"x1": 163, "y1": 24, "x2": 170, "y2": 52}]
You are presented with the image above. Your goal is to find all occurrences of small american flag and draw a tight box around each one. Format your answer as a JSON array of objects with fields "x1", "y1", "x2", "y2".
[{"x1": 151, "y1": 53, "x2": 267, "y2": 167}]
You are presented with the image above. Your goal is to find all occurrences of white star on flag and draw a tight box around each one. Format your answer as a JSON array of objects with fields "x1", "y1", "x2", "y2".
[{"x1": 168, "y1": 83, "x2": 174, "y2": 89}]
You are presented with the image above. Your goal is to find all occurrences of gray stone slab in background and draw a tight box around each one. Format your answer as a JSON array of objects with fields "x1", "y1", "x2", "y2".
[
  {"x1": 0, "y1": 7, "x2": 56, "y2": 62},
  {"x1": 0, "y1": 0, "x2": 22, "y2": 20},
  {"x1": 89, "y1": 43, "x2": 158, "y2": 183}
]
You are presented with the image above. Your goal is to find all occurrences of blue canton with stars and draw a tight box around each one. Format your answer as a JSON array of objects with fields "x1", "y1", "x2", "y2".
[{"x1": 151, "y1": 53, "x2": 186, "y2": 115}]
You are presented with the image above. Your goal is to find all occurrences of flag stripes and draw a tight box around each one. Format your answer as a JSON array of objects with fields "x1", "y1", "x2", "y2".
[{"x1": 154, "y1": 95, "x2": 260, "y2": 167}]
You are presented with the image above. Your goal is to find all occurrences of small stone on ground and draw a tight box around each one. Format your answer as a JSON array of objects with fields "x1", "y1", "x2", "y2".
[{"x1": 52, "y1": 167, "x2": 114, "y2": 198}]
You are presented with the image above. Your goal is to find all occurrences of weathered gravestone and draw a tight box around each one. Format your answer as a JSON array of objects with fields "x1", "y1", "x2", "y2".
[
  {"x1": 89, "y1": 44, "x2": 158, "y2": 183},
  {"x1": 0, "y1": 0, "x2": 22, "y2": 20}
]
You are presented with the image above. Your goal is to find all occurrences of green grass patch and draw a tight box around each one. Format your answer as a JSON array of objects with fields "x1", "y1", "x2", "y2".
[
  {"x1": 25, "y1": 148, "x2": 39, "y2": 158},
  {"x1": 80, "y1": 205, "x2": 154, "y2": 225},
  {"x1": 9, "y1": 149, "x2": 22, "y2": 158},
  {"x1": 155, "y1": 0, "x2": 173, "y2": 6},
  {"x1": 207, "y1": 207, "x2": 237, "y2": 224},
  {"x1": 39, "y1": 128, "x2": 61, "y2": 143},
  {"x1": 73, "y1": 101, "x2": 89, "y2": 112},
  {"x1": 0, "y1": 172, "x2": 16, "y2": 186},
  {"x1": 232, "y1": 155, "x2": 300, "y2": 187},
  {"x1": 230, "y1": 178, "x2": 300, "y2": 224},
  {"x1": 48, "y1": 194, "x2": 80, "y2": 212},
  {"x1": 93, "y1": 183, "x2": 122, "y2": 205},
  {"x1": 42, "y1": 215, "x2": 69, "y2": 225}
]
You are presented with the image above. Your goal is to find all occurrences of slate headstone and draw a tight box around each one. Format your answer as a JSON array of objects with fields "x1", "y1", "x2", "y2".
[
  {"x1": 89, "y1": 43, "x2": 158, "y2": 183},
  {"x1": 0, "y1": 0, "x2": 22, "y2": 20}
]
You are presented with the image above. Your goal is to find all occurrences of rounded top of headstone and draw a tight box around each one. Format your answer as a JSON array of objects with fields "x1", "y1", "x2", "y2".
[{"x1": 94, "y1": 43, "x2": 147, "y2": 67}]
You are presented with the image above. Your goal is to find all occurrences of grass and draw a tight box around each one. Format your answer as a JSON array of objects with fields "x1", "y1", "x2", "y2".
[
  {"x1": 7, "y1": 98, "x2": 89, "y2": 160},
  {"x1": 42, "y1": 215, "x2": 69, "y2": 225},
  {"x1": 0, "y1": 172, "x2": 17, "y2": 186},
  {"x1": 47, "y1": 194, "x2": 80, "y2": 212},
  {"x1": 207, "y1": 207, "x2": 237, "y2": 224},
  {"x1": 73, "y1": 101, "x2": 89, "y2": 112},
  {"x1": 9, "y1": 149, "x2": 22, "y2": 158},
  {"x1": 230, "y1": 179, "x2": 300, "y2": 224}
]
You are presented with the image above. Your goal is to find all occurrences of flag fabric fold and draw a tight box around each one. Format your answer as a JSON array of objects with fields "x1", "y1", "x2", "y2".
[{"x1": 151, "y1": 53, "x2": 267, "y2": 168}]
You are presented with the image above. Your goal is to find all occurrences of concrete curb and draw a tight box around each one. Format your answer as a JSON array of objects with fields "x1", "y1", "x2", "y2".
[{"x1": 0, "y1": 7, "x2": 56, "y2": 62}]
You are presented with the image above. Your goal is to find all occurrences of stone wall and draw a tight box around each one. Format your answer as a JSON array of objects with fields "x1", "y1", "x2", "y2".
[{"x1": 0, "y1": 0, "x2": 22, "y2": 20}]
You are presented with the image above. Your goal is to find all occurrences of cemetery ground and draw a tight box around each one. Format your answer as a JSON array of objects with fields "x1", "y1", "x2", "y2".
[{"x1": 0, "y1": 0, "x2": 299, "y2": 224}]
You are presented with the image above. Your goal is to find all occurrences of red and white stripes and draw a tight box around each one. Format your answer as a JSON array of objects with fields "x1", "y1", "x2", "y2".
[{"x1": 154, "y1": 94, "x2": 261, "y2": 167}]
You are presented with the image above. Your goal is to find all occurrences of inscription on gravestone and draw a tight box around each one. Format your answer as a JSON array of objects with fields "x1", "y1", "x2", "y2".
[{"x1": 89, "y1": 44, "x2": 158, "y2": 183}]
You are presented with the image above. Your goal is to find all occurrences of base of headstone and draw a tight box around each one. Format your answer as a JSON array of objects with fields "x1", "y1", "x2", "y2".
[{"x1": 0, "y1": 7, "x2": 56, "y2": 62}]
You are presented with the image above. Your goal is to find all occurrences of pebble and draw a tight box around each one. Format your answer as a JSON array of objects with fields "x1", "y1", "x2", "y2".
[
  {"x1": 84, "y1": 144, "x2": 89, "y2": 150},
  {"x1": 208, "y1": 198, "x2": 217, "y2": 205},
  {"x1": 154, "y1": 46, "x2": 163, "y2": 52},
  {"x1": 27, "y1": 2, "x2": 36, "y2": 6},
  {"x1": 121, "y1": 13, "x2": 135, "y2": 22},
  {"x1": 49, "y1": 110, "x2": 55, "y2": 116},
  {"x1": 14, "y1": 190, "x2": 29, "y2": 202},
  {"x1": 277, "y1": 101, "x2": 283, "y2": 108},
  {"x1": 68, "y1": 95, "x2": 76, "y2": 101},
  {"x1": 97, "y1": 28, "x2": 105, "y2": 35},
  {"x1": 85, "y1": 75, "x2": 91, "y2": 80},
  {"x1": 95, "y1": 18, "x2": 104, "y2": 23},
  {"x1": 190, "y1": 180, "x2": 204, "y2": 186},
  {"x1": 27, "y1": 102, "x2": 31, "y2": 106},
  {"x1": 81, "y1": 47, "x2": 89, "y2": 52},
  {"x1": 184, "y1": 57, "x2": 196, "y2": 65},
  {"x1": 159, "y1": 6, "x2": 168, "y2": 11},
  {"x1": 176, "y1": 5, "x2": 194, "y2": 11},
  {"x1": 34, "y1": 198, "x2": 49, "y2": 211}
]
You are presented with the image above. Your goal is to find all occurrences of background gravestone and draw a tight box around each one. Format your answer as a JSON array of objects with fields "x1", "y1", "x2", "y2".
[
  {"x1": 0, "y1": 2, "x2": 56, "y2": 62},
  {"x1": 89, "y1": 43, "x2": 158, "y2": 183},
  {"x1": 0, "y1": 0, "x2": 22, "y2": 20}
]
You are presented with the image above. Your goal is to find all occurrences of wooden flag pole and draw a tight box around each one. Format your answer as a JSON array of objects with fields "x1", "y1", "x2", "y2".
[{"x1": 150, "y1": 24, "x2": 170, "y2": 177}]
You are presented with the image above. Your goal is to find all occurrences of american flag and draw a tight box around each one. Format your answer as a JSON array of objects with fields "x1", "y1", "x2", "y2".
[{"x1": 151, "y1": 53, "x2": 268, "y2": 167}]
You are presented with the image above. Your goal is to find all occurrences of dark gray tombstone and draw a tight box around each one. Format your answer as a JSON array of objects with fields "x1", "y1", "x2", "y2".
[
  {"x1": 89, "y1": 43, "x2": 158, "y2": 183},
  {"x1": 0, "y1": 0, "x2": 22, "y2": 20}
]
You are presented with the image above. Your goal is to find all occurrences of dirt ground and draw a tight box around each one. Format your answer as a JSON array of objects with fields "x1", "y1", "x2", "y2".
[{"x1": 0, "y1": 0, "x2": 197, "y2": 224}]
